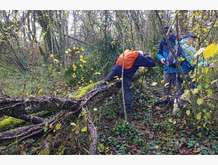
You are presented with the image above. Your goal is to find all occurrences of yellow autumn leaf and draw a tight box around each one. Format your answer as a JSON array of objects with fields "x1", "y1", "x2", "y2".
[
  {"x1": 37, "y1": 88, "x2": 43, "y2": 95},
  {"x1": 172, "y1": 101, "x2": 180, "y2": 115},
  {"x1": 207, "y1": 89, "x2": 213, "y2": 96},
  {"x1": 98, "y1": 143, "x2": 105, "y2": 152},
  {"x1": 160, "y1": 80, "x2": 164, "y2": 84},
  {"x1": 55, "y1": 123, "x2": 62, "y2": 130},
  {"x1": 72, "y1": 73, "x2": 76, "y2": 79},
  {"x1": 180, "y1": 89, "x2": 191, "y2": 103},
  {"x1": 178, "y1": 57, "x2": 185, "y2": 62},
  {"x1": 39, "y1": 148, "x2": 49, "y2": 155},
  {"x1": 203, "y1": 43, "x2": 218, "y2": 59},
  {"x1": 49, "y1": 54, "x2": 54, "y2": 58},
  {"x1": 197, "y1": 98, "x2": 204, "y2": 105},
  {"x1": 81, "y1": 126, "x2": 87, "y2": 133},
  {"x1": 53, "y1": 59, "x2": 60, "y2": 64},
  {"x1": 192, "y1": 88, "x2": 199, "y2": 95},
  {"x1": 72, "y1": 64, "x2": 77, "y2": 71},
  {"x1": 186, "y1": 110, "x2": 191, "y2": 116},
  {"x1": 202, "y1": 67, "x2": 209, "y2": 74},
  {"x1": 196, "y1": 112, "x2": 202, "y2": 121},
  {"x1": 93, "y1": 108, "x2": 98, "y2": 111},
  {"x1": 70, "y1": 122, "x2": 77, "y2": 127},
  {"x1": 94, "y1": 72, "x2": 101, "y2": 75},
  {"x1": 151, "y1": 82, "x2": 158, "y2": 86},
  {"x1": 202, "y1": 28, "x2": 208, "y2": 33},
  {"x1": 80, "y1": 58, "x2": 87, "y2": 64}
]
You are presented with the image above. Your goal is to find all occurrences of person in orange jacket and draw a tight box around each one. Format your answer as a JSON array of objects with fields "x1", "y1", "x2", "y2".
[{"x1": 104, "y1": 49, "x2": 156, "y2": 113}]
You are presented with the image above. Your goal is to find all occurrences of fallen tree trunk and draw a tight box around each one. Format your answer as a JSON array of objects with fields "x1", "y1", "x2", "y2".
[
  {"x1": 0, "y1": 80, "x2": 121, "y2": 143},
  {"x1": 0, "y1": 96, "x2": 80, "y2": 118}
]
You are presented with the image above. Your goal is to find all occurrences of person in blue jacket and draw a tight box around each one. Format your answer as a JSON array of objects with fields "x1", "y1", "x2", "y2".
[
  {"x1": 156, "y1": 27, "x2": 195, "y2": 105},
  {"x1": 103, "y1": 49, "x2": 156, "y2": 113},
  {"x1": 156, "y1": 27, "x2": 177, "y2": 104},
  {"x1": 179, "y1": 33, "x2": 198, "y2": 90}
]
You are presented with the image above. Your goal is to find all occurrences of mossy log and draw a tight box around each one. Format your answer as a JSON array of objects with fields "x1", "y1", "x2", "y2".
[
  {"x1": 0, "y1": 116, "x2": 25, "y2": 131},
  {"x1": 0, "y1": 80, "x2": 121, "y2": 143}
]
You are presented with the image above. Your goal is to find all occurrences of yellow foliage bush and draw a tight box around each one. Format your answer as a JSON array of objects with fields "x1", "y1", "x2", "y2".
[{"x1": 203, "y1": 43, "x2": 218, "y2": 59}]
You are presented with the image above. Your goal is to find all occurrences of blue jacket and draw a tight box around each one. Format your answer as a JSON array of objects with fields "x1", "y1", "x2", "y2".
[
  {"x1": 156, "y1": 35, "x2": 177, "y2": 73},
  {"x1": 111, "y1": 55, "x2": 155, "y2": 80},
  {"x1": 156, "y1": 35, "x2": 193, "y2": 74}
]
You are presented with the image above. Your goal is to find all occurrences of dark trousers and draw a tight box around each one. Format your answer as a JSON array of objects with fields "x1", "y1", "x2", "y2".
[
  {"x1": 104, "y1": 70, "x2": 133, "y2": 112},
  {"x1": 163, "y1": 72, "x2": 195, "y2": 101},
  {"x1": 164, "y1": 73, "x2": 181, "y2": 100}
]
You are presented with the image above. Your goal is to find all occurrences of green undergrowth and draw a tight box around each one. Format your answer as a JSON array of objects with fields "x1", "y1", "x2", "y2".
[{"x1": 0, "y1": 65, "x2": 67, "y2": 97}]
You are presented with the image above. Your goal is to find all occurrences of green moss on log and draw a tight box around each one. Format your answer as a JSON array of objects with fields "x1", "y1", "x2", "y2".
[
  {"x1": 71, "y1": 82, "x2": 97, "y2": 99},
  {"x1": 0, "y1": 116, "x2": 25, "y2": 131}
]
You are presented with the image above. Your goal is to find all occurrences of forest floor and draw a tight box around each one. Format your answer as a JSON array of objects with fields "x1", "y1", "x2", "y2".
[{"x1": 95, "y1": 77, "x2": 218, "y2": 155}]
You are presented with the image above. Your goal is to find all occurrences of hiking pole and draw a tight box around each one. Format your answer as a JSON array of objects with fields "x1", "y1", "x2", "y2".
[
  {"x1": 121, "y1": 26, "x2": 127, "y2": 121},
  {"x1": 173, "y1": 14, "x2": 181, "y2": 115},
  {"x1": 115, "y1": 13, "x2": 127, "y2": 121}
]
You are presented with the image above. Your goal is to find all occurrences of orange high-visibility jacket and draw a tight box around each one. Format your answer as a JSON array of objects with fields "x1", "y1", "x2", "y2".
[{"x1": 115, "y1": 50, "x2": 139, "y2": 69}]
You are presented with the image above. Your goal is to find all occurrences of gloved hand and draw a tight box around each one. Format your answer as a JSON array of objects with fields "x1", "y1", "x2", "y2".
[{"x1": 160, "y1": 58, "x2": 166, "y2": 64}]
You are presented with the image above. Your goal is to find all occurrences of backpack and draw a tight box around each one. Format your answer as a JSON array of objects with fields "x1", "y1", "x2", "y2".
[
  {"x1": 168, "y1": 44, "x2": 195, "y2": 71},
  {"x1": 115, "y1": 50, "x2": 139, "y2": 69}
]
